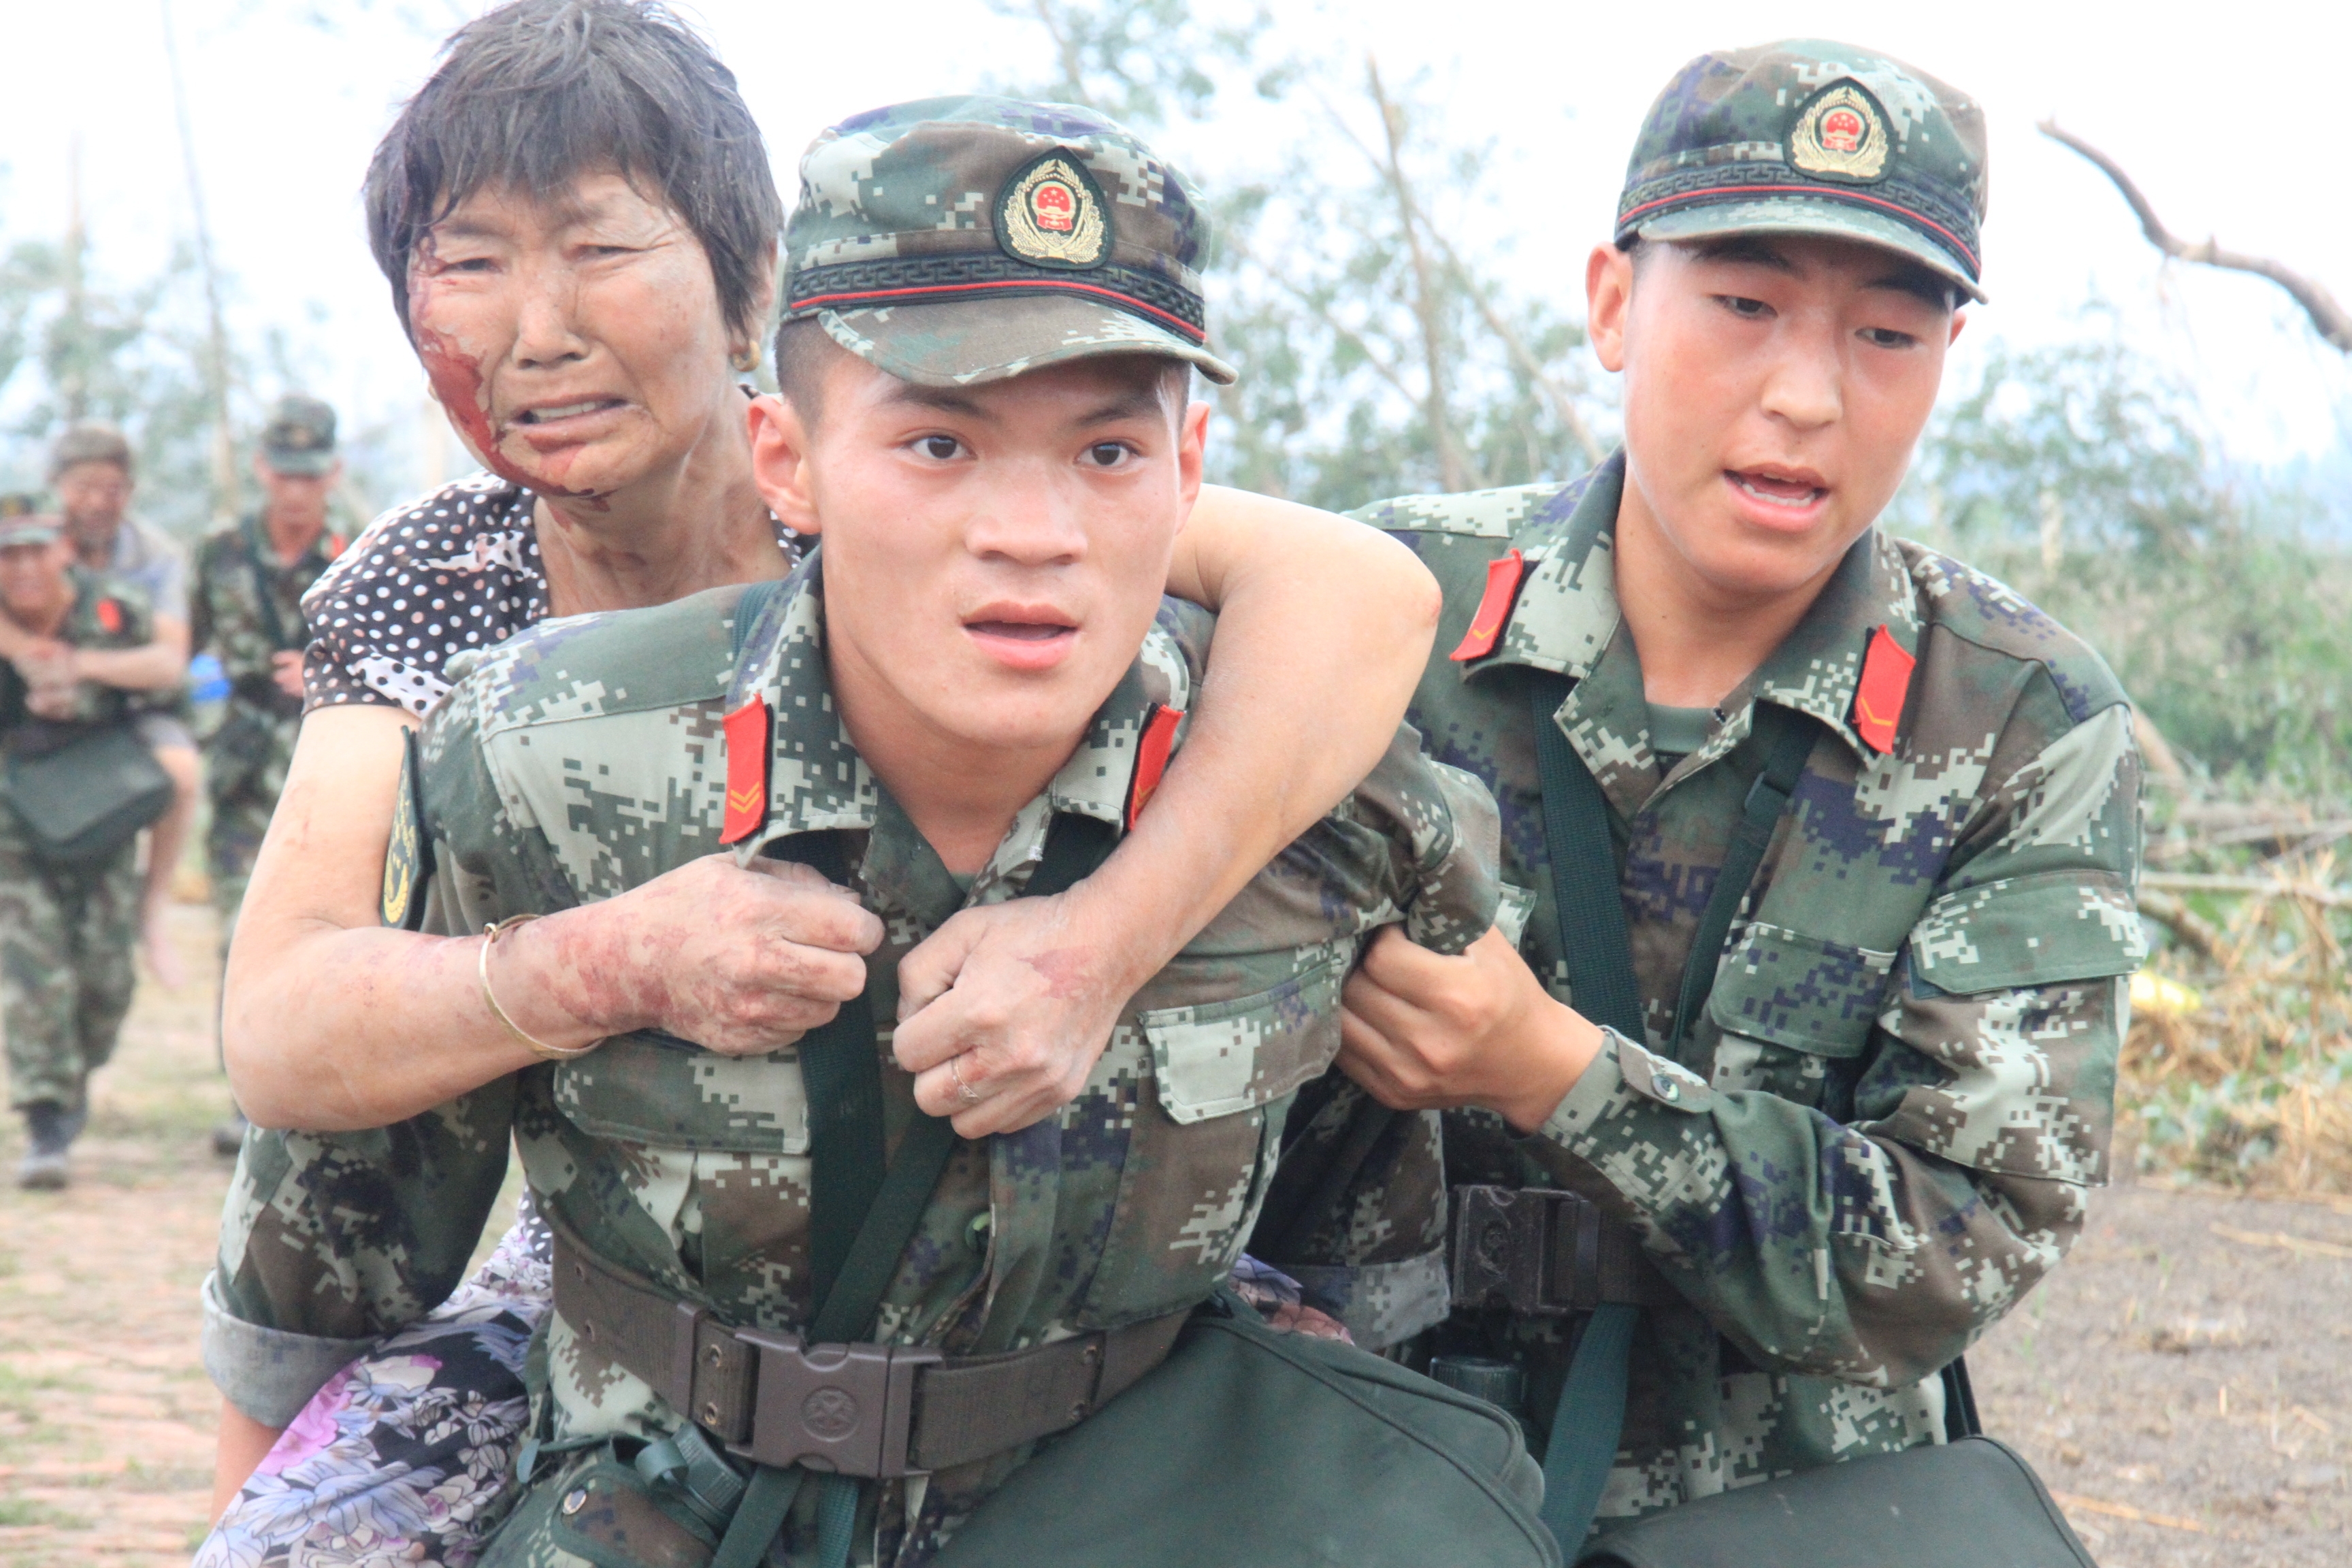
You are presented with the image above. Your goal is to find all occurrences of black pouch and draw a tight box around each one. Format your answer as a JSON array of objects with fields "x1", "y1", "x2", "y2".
[
  {"x1": 1575, "y1": 1435, "x2": 2097, "y2": 1568},
  {"x1": 934, "y1": 1290, "x2": 1561, "y2": 1568},
  {"x1": 2, "y1": 723, "x2": 174, "y2": 869}
]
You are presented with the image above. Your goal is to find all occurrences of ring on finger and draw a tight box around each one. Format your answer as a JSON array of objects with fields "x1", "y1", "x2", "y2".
[{"x1": 948, "y1": 1054, "x2": 983, "y2": 1106}]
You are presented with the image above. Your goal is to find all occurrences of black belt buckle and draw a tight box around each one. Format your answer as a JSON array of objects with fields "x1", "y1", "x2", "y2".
[
  {"x1": 727, "y1": 1331, "x2": 941, "y2": 1478},
  {"x1": 1450, "y1": 1184, "x2": 1601, "y2": 1317}
]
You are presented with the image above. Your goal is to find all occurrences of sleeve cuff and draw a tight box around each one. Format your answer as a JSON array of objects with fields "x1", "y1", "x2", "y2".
[
  {"x1": 1537, "y1": 1027, "x2": 1714, "y2": 1148},
  {"x1": 201, "y1": 1271, "x2": 378, "y2": 1427}
]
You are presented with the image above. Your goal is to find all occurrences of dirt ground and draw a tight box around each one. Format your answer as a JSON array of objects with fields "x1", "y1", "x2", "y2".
[{"x1": 1, "y1": 904, "x2": 2347, "y2": 1565}]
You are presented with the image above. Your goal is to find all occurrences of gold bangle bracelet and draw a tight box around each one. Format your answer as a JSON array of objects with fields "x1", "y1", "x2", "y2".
[{"x1": 479, "y1": 914, "x2": 603, "y2": 1062}]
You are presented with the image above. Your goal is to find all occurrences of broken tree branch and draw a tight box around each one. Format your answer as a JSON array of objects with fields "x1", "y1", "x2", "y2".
[{"x1": 2039, "y1": 120, "x2": 2352, "y2": 353}]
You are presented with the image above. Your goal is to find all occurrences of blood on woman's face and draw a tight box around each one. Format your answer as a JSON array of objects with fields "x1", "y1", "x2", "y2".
[{"x1": 406, "y1": 170, "x2": 740, "y2": 512}]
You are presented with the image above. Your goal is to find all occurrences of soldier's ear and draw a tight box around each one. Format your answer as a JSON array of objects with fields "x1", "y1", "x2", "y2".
[{"x1": 747, "y1": 393, "x2": 819, "y2": 536}]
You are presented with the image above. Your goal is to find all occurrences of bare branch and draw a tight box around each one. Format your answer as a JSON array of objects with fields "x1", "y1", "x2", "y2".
[
  {"x1": 2137, "y1": 888, "x2": 2227, "y2": 965},
  {"x1": 2040, "y1": 120, "x2": 2352, "y2": 353},
  {"x1": 1219, "y1": 228, "x2": 1424, "y2": 406},
  {"x1": 1322, "y1": 86, "x2": 1605, "y2": 471},
  {"x1": 1365, "y1": 57, "x2": 1475, "y2": 493}
]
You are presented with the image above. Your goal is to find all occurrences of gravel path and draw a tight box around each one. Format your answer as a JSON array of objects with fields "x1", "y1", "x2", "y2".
[{"x1": 0, "y1": 904, "x2": 2344, "y2": 1564}]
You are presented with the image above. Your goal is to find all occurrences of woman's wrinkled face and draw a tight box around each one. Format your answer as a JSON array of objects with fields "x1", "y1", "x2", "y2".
[{"x1": 406, "y1": 169, "x2": 743, "y2": 510}]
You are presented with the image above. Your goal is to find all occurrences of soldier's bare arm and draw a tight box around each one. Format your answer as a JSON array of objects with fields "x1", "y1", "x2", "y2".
[
  {"x1": 223, "y1": 704, "x2": 883, "y2": 1130},
  {"x1": 59, "y1": 609, "x2": 189, "y2": 690},
  {"x1": 893, "y1": 485, "x2": 1439, "y2": 1137}
]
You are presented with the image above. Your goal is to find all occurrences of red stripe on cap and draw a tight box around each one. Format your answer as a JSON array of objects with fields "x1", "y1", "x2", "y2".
[
  {"x1": 1450, "y1": 549, "x2": 1526, "y2": 663},
  {"x1": 793, "y1": 278, "x2": 1207, "y2": 343},
  {"x1": 1125, "y1": 703, "x2": 1184, "y2": 829},
  {"x1": 1850, "y1": 625, "x2": 1916, "y2": 754},
  {"x1": 719, "y1": 696, "x2": 771, "y2": 845},
  {"x1": 1618, "y1": 185, "x2": 1978, "y2": 273}
]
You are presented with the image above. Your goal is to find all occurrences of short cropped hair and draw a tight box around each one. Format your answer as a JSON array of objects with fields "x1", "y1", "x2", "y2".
[
  {"x1": 48, "y1": 422, "x2": 135, "y2": 481},
  {"x1": 364, "y1": 0, "x2": 781, "y2": 342}
]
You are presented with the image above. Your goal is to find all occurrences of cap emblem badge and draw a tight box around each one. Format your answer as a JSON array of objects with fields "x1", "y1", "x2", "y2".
[
  {"x1": 1791, "y1": 82, "x2": 1890, "y2": 182},
  {"x1": 998, "y1": 152, "x2": 1110, "y2": 270}
]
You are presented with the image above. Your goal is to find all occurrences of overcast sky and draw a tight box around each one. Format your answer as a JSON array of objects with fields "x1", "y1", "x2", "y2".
[{"x1": 5, "y1": 0, "x2": 2349, "y2": 506}]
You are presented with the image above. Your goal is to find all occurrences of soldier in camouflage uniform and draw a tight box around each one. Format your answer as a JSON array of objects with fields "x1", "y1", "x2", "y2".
[
  {"x1": 1322, "y1": 41, "x2": 2144, "y2": 1540},
  {"x1": 0, "y1": 511, "x2": 166, "y2": 1188},
  {"x1": 191, "y1": 395, "x2": 346, "y2": 1152},
  {"x1": 203, "y1": 99, "x2": 1495, "y2": 1568}
]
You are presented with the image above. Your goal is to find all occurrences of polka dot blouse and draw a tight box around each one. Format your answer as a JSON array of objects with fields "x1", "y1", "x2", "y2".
[{"x1": 300, "y1": 472, "x2": 803, "y2": 716}]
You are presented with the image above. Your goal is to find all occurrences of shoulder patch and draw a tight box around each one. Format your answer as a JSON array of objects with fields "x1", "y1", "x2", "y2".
[
  {"x1": 1450, "y1": 550, "x2": 1526, "y2": 663},
  {"x1": 720, "y1": 696, "x2": 771, "y2": 845},
  {"x1": 1125, "y1": 702, "x2": 1184, "y2": 828},
  {"x1": 380, "y1": 728, "x2": 434, "y2": 930},
  {"x1": 1850, "y1": 625, "x2": 1916, "y2": 753}
]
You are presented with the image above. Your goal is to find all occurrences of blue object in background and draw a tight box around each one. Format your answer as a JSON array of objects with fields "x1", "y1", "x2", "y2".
[{"x1": 190, "y1": 652, "x2": 231, "y2": 703}]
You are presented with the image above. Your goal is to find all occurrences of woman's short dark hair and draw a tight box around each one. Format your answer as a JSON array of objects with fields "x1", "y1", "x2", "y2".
[{"x1": 365, "y1": 0, "x2": 781, "y2": 342}]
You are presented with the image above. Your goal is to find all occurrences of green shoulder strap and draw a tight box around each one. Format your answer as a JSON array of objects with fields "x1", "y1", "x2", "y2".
[
  {"x1": 1522, "y1": 673, "x2": 1814, "y2": 1553},
  {"x1": 239, "y1": 513, "x2": 300, "y2": 653},
  {"x1": 712, "y1": 800, "x2": 1117, "y2": 1568}
]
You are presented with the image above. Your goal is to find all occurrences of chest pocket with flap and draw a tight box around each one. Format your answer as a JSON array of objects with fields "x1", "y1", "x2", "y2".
[
  {"x1": 1143, "y1": 948, "x2": 1350, "y2": 1124},
  {"x1": 552, "y1": 1034, "x2": 809, "y2": 1154}
]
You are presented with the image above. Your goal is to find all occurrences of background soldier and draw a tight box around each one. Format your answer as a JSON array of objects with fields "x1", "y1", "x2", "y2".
[
  {"x1": 0, "y1": 423, "x2": 200, "y2": 989},
  {"x1": 190, "y1": 393, "x2": 345, "y2": 1153},
  {"x1": 0, "y1": 508, "x2": 182, "y2": 1188}
]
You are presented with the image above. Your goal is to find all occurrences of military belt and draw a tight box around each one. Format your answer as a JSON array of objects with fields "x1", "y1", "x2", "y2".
[
  {"x1": 553, "y1": 1228, "x2": 1187, "y2": 1479},
  {"x1": 1447, "y1": 1185, "x2": 1678, "y2": 1318}
]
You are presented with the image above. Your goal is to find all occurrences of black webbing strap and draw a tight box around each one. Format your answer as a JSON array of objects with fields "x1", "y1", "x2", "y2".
[
  {"x1": 1942, "y1": 1355, "x2": 1983, "y2": 1442},
  {"x1": 240, "y1": 514, "x2": 298, "y2": 653},
  {"x1": 1667, "y1": 703, "x2": 1815, "y2": 1051},
  {"x1": 765, "y1": 831, "x2": 885, "y2": 1316},
  {"x1": 1526, "y1": 674, "x2": 1645, "y2": 1043},
  {"x1": 730, "y1": 576, "x2": 787, "y2": 664},
  {"x1": 1522, "y1": 672, "x2": 1818, "y2": 1552},
  {"x1": 711, "y1": 807, "x2": 1116, "y2": 1568}
]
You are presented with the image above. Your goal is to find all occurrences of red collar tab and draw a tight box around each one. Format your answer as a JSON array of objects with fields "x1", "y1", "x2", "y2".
[
  {"x1": 1449, "y1": 549, "x2": 1526, "y2": 664},
  {"x1": 1850, "y1": 625, "x2": 1916, "y2": 754},
  {"x1": 93, "y1": 598, "x2": 124, "y2": 636},
  {"x1": 326, "y1": 534, "x2": 348, "y2": 558},
  {"x1": 719, "y1": 696, "x2": 772, "y2": 845},
  {"x1": 1125, "y1": 703, "x2": 1184, "y2": 829}
]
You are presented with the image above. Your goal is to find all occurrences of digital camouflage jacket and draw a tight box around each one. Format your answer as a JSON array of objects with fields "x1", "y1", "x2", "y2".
[
  {"x1": 1355, "y1": 452, "x2": 2143, "y2": 1522},
  {"x1": 207, "y1": 559, "x2": 1498, "y2": 1564},
  {"x1": 0, "y1": 569, "x2": 157, "y2": 739},
  {"x1": 191, "y1": 516, "x2": 342, "y2": 688}
]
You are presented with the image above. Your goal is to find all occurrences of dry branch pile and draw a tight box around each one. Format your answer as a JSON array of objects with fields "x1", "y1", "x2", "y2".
[{"x1": 2127, "y1": 795, "x2": 2352, "y2": 1192}]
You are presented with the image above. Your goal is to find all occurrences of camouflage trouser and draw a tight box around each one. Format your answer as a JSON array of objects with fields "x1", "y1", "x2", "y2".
[
  {"x1": 0, "y1": 830, "x2": 142, "y2": 1113},
  {"x1": 204, "y1": 705, "x2": 295, "y2": 973}
]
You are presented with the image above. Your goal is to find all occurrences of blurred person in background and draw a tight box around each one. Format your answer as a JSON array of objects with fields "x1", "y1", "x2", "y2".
[
  {"x1": 189, "y1": 394, "x2": 348, "y2": 1155},
  {"x1": 0, "y1": 502, "x2": 184, "y2": 1188},
  {"x1": 0, "y1": 423, "x2": 199, "y2": 990}
]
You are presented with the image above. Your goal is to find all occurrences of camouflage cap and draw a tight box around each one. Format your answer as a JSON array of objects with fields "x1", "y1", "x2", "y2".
[
  {"x1": 0, "y1": 504, "x2": 62, "y2": 550},
  {"x1": 781, "y1": 96, "x2": 1237, "y2": 388},
  {"x1": 48, "y1": 421, "x2": 134, "y2": 480},
  {"x1": 1616, "y1": 40, "x2": 1989, "y2": 301},
  {"x1": 259, "y1": 393, "x2": 339, "y2": 476}
]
